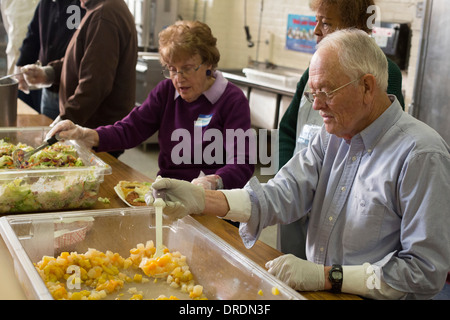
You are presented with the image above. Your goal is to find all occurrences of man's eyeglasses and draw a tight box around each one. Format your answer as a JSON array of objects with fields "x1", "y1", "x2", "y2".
[
  {"x1": 304, "y1": 78, "x2": 360, "y2": 104},
  {"x1": 162, "y1": 63, "x2": 203, "y2": 79}
]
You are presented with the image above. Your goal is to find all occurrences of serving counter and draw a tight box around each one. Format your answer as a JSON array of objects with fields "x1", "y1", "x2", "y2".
[{"x1": 0, "y1": 100, "x2": 361, "y2": 300}]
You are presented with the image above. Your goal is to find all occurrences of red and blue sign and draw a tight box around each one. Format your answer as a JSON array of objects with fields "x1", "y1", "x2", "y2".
[{"x1": 286, "y1": 15, "x2": 317, "y2": 54}]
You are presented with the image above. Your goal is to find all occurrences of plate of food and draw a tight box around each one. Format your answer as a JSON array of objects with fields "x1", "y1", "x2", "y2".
[{"x1": 114, "y1": 180, "x2": 152, "y2": 207}]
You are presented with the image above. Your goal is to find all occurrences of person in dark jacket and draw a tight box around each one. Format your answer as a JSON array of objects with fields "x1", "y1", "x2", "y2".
[
  {"x1": 20, "y1": 0, "x2": 137, "y2": 145},
  {"x1": 16, "y1": 0, "x2": 85, "y2": 119}
]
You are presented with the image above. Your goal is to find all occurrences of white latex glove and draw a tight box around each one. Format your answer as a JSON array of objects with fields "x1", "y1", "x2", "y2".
[
  {"x1": 45, "y1": 120, "x2": 98, "y2": 149},
  {"x1": 265, "y1": 254, "x2": 325, "y2": 291},
  {"x1": 191, "y1": 174, "x2": 223, "y2": 190},
  {"x1": 15, "y1": 66, "x2": 30, "y2": 94},
  {"x1": 145, "y1": 176, "x2": 205, "y2": 220},
  {"x1": 21, "y1": 63, "x2": 54, "y2": 88},
  {"x1": 49, "y1": 115, "x2": 62, "y2": 128}
]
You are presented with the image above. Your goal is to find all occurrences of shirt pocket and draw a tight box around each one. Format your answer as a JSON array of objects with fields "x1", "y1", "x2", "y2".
[{"x1": 342, "y1": 195, "x2": 387, "y2": 252}]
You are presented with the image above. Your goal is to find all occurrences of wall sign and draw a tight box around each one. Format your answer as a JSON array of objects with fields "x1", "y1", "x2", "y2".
[{"x1": 286, "y1": 14, "x2": 317, "y2": 54}]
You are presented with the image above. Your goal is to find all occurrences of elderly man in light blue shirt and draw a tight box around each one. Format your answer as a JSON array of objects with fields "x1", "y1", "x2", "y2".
[{"x1": 147, "y1": 29, "x2": 450, "y2": 299}]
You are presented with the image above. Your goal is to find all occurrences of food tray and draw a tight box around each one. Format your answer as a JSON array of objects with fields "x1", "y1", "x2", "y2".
[
  {"x1": 0, "y1": 208, "x2": 304, "y2": 300},
  {"x1": 0, "y1": 127, "x2": 111, "y2": 214}
]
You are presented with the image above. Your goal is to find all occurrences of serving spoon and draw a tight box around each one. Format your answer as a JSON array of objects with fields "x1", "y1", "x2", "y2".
[
  {"x1": 152, "y1": 189, "x2": 166, "y2": 258},
  {"x1": 138, "y1": 189, "x2": 167, "y2": 277}
]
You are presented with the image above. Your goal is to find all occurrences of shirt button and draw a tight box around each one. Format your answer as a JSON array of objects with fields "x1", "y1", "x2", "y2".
[
  {"x1": 320, "y1": 247, "x2": 324, "y2": 252},
  {"x1": 329, "y1": 216, "x2": 333, "y2": 221},
  {"x1": 352, "y1": 156, "x2": 357, "y2": 162},
  {"x1": 341, "y1": 186, "x2": 346, "y2": 192}
]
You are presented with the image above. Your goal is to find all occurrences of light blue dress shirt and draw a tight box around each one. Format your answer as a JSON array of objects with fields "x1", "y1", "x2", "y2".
[{"x1": 241, "y1": 97, "x2": 450, "y2": 299}]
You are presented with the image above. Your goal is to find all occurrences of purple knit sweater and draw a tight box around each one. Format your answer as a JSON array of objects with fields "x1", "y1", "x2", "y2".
[{"x1": 95, "y1": 71, "x2": 255, "y2": 189}]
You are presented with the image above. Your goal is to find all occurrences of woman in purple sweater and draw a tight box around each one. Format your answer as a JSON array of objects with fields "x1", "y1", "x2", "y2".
[{"x1": 47, "y1": 20, "x2": 254, "y2": 190}]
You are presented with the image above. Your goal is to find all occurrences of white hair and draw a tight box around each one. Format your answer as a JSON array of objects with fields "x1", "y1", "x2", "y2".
[{"x1": 317, "y1": 28, "x2": 389, "y2": 92}]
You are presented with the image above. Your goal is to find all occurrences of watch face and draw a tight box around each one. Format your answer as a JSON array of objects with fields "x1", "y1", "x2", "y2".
[{"x1": 331, "y1": 270, "x2": 343, "y2": 280}]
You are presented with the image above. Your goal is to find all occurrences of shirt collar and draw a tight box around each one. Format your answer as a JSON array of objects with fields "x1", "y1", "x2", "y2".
[
  {"x1": 358, "y1": 95, "x2": 403, "y2": 154},
  {"x1": 174, "y1": 70, "x2": 228, "y2": 104}
]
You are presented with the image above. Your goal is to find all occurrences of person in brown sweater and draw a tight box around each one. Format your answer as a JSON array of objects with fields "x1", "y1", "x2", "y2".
[{"x1": 21, "y1": 0, "x2": 137, "y2": 158}]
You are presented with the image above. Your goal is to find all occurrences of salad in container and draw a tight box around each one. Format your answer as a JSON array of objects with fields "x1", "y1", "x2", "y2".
[{"x1": 0, "y1": 127, "x2": 111, "y2": 214}]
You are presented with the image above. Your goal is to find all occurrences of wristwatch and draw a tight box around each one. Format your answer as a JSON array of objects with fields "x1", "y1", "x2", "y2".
[{"x1": 328, "y1": 264, "x2": 343, "y2": 293}]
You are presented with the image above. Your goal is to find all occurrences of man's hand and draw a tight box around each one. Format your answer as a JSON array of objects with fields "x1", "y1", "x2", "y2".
[
  {"x1": 21, "y1": 63, "x2": 53, "y2": 88},
  {"x1": 15, "y1": 66, "x2": 30, "y2": 94},
  {"x1": 265, "y1": 254, "x2": 325, "y2": 291},
  {"x1": 145, "y1": 177, "x2": 205, "y2": 220}
]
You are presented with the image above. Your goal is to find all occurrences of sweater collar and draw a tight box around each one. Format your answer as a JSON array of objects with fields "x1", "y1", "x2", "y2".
[{"x1": 174, "y1": 70, "x2": 228, "y2": 104}]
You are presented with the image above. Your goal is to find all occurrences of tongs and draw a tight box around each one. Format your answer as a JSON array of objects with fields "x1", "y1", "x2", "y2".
[
  {"x1": 12, "y1": 134, "x2": 60, "y2": 167},
  {"x1": 0, "y1": 72, "x2": 23, "y2": 82},
  {"x1": 0, "y1": 61, "x2": 42, "y2": 82}
]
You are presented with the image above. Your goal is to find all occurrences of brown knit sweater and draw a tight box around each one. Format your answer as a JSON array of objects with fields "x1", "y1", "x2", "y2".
[{"x1": 50, "y1": 0, "x2": 137, "y2": 128}]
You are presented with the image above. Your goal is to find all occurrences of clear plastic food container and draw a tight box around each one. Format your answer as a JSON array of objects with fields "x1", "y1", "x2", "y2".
[
  {"x1": 0, "y1": 208, "x2": 304, "y2": 300},
  {"x1": 242, "y1": 67, "x2": 300, "y2": 90},
  {"x1": 0, "y1": 127, "x2": 111, "y2": 214}
]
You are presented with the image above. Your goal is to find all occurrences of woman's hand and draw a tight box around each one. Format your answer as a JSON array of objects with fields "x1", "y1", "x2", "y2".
[
  {"x1": 191, "y1": 174, "x2": 223, "y2": 190},
  {"x1": 46, "y1": 120, "x2": 99, "y2": 149}
]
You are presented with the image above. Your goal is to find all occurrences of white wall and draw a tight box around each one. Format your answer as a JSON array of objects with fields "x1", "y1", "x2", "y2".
[{"x1": 176, "y1": 0, "x2": 423, "y2": 111}]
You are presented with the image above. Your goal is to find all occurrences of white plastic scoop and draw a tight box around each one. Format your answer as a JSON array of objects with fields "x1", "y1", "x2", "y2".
[{"x1": 152, "y1": 189, "x2": 166, "y2": 258}]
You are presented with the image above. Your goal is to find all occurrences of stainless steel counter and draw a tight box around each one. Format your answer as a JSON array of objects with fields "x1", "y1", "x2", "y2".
[
  {"x1": 222, "y1": 70, "x2": 297, "y2": 97},
  {"x1": 221, "y1": 68, "x2": 302, "y2": 129}
]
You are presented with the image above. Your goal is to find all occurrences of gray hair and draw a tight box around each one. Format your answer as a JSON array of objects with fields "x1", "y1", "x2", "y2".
[{"x1": 317, "y1": 28, "x2": 389, "y2": 92}]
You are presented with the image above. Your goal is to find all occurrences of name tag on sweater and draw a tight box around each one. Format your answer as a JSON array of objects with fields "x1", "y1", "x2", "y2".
[{"x1": 195, "y1": 114, "x2": 213, "y2": 127}]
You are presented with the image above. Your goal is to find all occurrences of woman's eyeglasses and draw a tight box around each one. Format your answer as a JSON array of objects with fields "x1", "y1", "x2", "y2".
[{"x1": 162, "y1": 63, "x2": 203, "y2": 79}]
